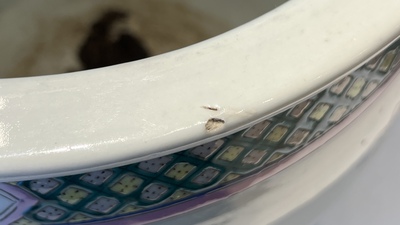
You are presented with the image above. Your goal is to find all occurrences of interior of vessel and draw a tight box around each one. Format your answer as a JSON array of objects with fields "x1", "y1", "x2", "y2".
[{"x1": 0, "y1": 0, "x2": 287, "y2": 78}]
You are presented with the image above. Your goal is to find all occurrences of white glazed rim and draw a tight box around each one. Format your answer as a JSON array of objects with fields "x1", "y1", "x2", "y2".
[{"x1": 1, "y1": 0, "x2": 400, "y2": 181}]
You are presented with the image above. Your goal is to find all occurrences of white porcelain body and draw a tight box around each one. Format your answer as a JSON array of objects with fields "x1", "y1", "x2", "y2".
[{"x1": 0, "y1": 0, "x2": 400, "y2": 182}]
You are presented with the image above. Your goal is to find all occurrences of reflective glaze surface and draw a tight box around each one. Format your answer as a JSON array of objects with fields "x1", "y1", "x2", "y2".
[
  {"x1": 1, "y1": 41, "x2": 399, "y2": 225},
  {"x1": 1, "y1": 0, "x2": 400, "y2": 180}
]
